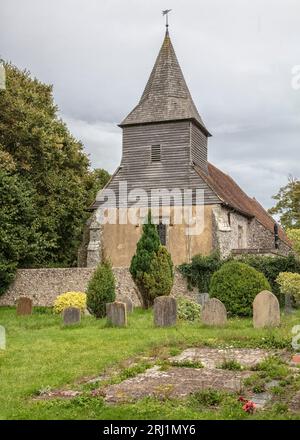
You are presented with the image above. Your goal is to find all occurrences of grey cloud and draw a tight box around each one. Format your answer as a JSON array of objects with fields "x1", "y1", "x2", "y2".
[{"x1": 1, "y1": 0, "x2": 299, "y2": 209}]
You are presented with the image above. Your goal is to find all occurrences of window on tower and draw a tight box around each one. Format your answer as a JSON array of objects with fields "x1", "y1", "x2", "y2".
[{"x1": 157, "y1": 223, "x2": 167, "y2": 245}]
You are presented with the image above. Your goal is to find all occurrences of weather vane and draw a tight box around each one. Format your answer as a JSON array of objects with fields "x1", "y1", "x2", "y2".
[{"x1": 162, "y1": 9, "x2": 172, "y2": 31}]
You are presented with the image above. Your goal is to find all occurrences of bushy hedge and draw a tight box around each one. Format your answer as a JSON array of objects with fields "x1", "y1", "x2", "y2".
[
  {"x1": 180, "y1": 252, "x2": 300, "y2": 306},
  {"x1": 179, "y1": 252, "x2": 222, "y2": 293},
  {"x1": 86, "y1": 260, "x2": 116, "y2": 318},
  {"x1": 209, "y1": 261, "x2": 271, "y2": 316},
  {"x1": 240, "y1": 254, "x2": 300, "y2": 305}
]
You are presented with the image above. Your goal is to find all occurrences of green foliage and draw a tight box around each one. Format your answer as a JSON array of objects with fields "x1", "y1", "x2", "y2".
[
  {"x1": 117, "y1": 363, "x2": 152, "y2": 383},
  {"x1": 240, "y1": 254, "x2": 300, "y2": 305},
  {"x1": 180, "y1": 252, "x2": 300, "y2": 307},
  {"x1": 141, "y1": 247, "x2": 174, "y2": 306},
  {"x1": 189, "y1": 389, "x2": 224, "y2": 407},
  {"x1": 1, "y1": 307, "x2": 300, "y2": 419},
  {"x1": 252, "y1": 356, "x2": 289, "y2": 380},
  {"x1": 130, "y1": 213, "x2": 160, "y2": 279},
  {"x1": 287, "y1": 228, "x2": 300, "y2": 256},
  {"x1": 276, "y1": 272, "x2": 300, "y2": 300},
  {"x1": 269, "y1": 177, "x2": 300, "y2": 229},
  {"x1": 218, "y1": 359, "x2": 243, "y2": 371},
  {"x1": 177, "y1": 297, "x2": 201, "y2": 321},
  {"x1": 179, "y1": 252, "x2": 222, "y2": 292},
  {"x1": 86, "y1": 168, "x2": 110, "y2": 200},
  {"x1": 0, "y1": 260, "x2": 16, "y2": 297},
  {"x1": 209, "y1": 261, "x2": 271, "y2": 316},
  {"x1": 0, "y1": 62, "x2": 110, "y2": 269},
  {"x1": 53, "y1": 292, "x2": 87, "y2": 314},
  {"x1": 130, "y1": 213, "x2": 173, "y2": 307},
  {"x1": 86, "y1": 261, "x2": 116, "y2": 318},
  {"x1": 0, "y1": 170, "x2": 44, "y2": 295}
]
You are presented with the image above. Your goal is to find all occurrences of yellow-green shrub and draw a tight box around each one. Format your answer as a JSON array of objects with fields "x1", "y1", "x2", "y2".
[
  {"x1": 53, "y1": 291, "x2": 86, "y2": 314},
  {"x1": 287, "y1": 229, "x2": 300, "y2": 256},
  {"x1": 276, "y1": 272, "x2": 300, "y2": 300}
]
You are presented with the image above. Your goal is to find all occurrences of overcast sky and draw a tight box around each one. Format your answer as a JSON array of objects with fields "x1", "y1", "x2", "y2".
[{"x1": 1, "y1": 0, "x2": 299, "y2": 208}]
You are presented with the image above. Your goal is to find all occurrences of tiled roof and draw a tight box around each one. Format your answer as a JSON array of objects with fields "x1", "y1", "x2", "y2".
[
  {"x1": 195, "y1": 163, "x2": 291, "y2": 245},
  {"x1": 120, "y1": 31, "x2": 210, "y2": 135}
]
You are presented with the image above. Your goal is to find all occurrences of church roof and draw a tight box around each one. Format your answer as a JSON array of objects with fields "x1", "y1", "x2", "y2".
[
  {"x1": 120, "y1": 31, "x2": 211, "y2": 136},
  {"x1": 195, "y1": 163, "x2": 291, "y2": 245}
]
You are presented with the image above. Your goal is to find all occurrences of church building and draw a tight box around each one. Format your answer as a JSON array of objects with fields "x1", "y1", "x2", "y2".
[{"x1": 79, "y1": 29, "x2": 291, "y2": 268}]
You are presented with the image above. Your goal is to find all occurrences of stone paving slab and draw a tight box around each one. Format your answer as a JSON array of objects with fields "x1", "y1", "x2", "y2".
[
  {"x1": 289, "y1": 391, "x2": 300, "y2": 413},
  {"x1": 104, "y1": 366, "x2": 252, "y2": 403},
  {"x1": 169, "y1": 348, "x2": 271, "y2": 369}
]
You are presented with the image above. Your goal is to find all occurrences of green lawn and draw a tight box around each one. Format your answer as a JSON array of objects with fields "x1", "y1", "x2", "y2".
[{"x1": 0, "y1": 307, "x2": 300, "y2": 420}]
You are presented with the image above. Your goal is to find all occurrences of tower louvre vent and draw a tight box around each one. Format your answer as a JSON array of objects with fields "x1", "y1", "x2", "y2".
[{"x1": 151, "y1": 144, "x2": 161, "y2": 162}]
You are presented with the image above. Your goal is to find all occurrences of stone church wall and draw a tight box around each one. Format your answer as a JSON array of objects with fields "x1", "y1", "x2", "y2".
[
  {"x1": 83, "y1": 206, "x2": 214, "y2": 268},
  {"x1": 0, "y1": 268, "x2": 193, "y2": 308},
  {"x1": 248, "y1": 219, "x2": 291, "y2": 256},
  {"x1": 212, "y1": 206, "x2": 250, "y2": 258},
  {"x1": 212, "y1": 206, "x2": 291, "y2": 257}
]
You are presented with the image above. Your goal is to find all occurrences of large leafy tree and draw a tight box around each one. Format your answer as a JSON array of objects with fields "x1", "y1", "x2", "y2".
[
  {"x1": 0, "y1": 62, "x2": 109, "y2": 271},
  {"x1": 287, "y1": 229, "x2": 300, "y2": 256},
  {"x1": 0, "y1": 170, "x2": 44, "y2": 294},
  {"x1": 269, "y1": 177, "x2": 300, "y2": 229}
]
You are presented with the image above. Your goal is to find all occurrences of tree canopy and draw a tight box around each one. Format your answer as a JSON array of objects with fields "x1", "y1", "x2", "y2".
[
  {"x1": 269, "y1": 177, "x2": 300, "y2": 229},
  {"x1": 0, "y1": 62, "x2": 110, "y2": 278}
]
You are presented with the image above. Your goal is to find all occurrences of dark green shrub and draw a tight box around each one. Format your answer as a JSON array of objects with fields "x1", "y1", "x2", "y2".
[
  {"x1": 179, "y1": 252, "x2": 223, "y2": 292},
  {"x1": 0, "y1": 260, "x2": 17, "y2": 296},
  {"x1": 180, "y1": 252, "x2": 299, "y2": 307},
  {"x1": 130, "y1": 213, "x2": 173, "y2": 308},
  {"x1": 240, "y1": 254, "x2": 300, "y2": 305},
  {"x1": 86, "y1": 260, "x2": 115, "y2": 318},
  {"x1": 130, "y1": 213, "x2": 160, "y2": 281},
  {"x1": 141, "y1": 247, "x2": 174, "y2": 307},
  {"x1": 209, "y1": 261, "x2": 271, "y2": 316},
  {"x1": 177, "y1": 297, "x2": 201, "y2": 321}
]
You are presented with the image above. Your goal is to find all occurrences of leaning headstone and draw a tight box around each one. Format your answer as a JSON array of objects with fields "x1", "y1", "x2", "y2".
[
  {"x1": 201, "y1": 298, "x2": 227, "y2": 326},
  {"x1": 153, "y1": 296, "x2": 177, "y2": 327},
  {"x1": 106, "y1": 302, "x2": 127, "y2": 327},
  {"x1": 16, "y1": 297, "x2": 32, "y2": 316},
  {"x1": 253, "y1": 290, "x2": 280, "y2": 328},
  {"x1": 118, "y1": 295, "x2": 134, "y2": 313},
  {"x1": 63, "y1": 307, "x2": 81, "y2": 326}
]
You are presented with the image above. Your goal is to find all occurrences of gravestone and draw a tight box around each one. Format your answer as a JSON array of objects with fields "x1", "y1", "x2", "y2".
[
  {"x1": 118, "y1": 295, "x2": 134, "y2": 313},
  {"x1": 153, "y1": 296, "x2": 177, "y2": 327},
  {"x1": 284, "y1": 294, "x2": 294, "y2": 314},
  {"x1": 201, "y1": 298, "x2": 227, "y2": 326},
  {"x1": 16, "y1": 297, "x2": 32, "y2": 316},
  {"x1": 106, "y1": 302, "x2": 127, "y2": 327},
  {"x1": 253, "y1": 290, "x2": 280, "y2": 328},
  {"x1": 195, "y1": 293, "x2": 210, "y2": 307},
  {"x1": 63, "y1": 307, "x2": 81, "y2": 326}
]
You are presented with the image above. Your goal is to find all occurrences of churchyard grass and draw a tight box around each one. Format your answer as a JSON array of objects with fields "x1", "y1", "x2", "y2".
[{"x1": 0, "y1": 306, "x2": 300, "y2": 420}]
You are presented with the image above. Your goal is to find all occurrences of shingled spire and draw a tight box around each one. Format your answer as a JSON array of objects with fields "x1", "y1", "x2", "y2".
[{"x1": 120, "y1": 31, "x2": 211, "y2": 136}]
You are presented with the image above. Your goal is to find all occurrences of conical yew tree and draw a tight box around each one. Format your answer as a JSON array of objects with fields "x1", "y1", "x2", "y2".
[{"x1": 130, "y1": 212, "x2": 174, "y2": 308}]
